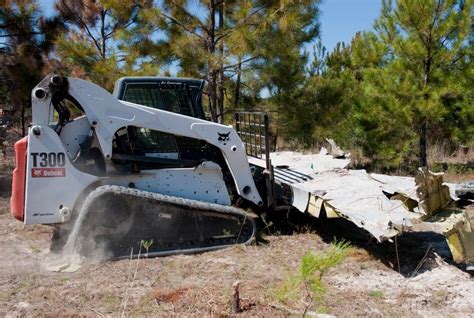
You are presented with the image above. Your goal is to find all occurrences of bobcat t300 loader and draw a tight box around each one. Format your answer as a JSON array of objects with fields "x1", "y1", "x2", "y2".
[{"x1": 11, "y1": 75, "x2": 266, "y2": 258}]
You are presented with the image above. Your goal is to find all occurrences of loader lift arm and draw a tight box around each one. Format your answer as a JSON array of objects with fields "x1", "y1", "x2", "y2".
[{"x1": 32, "y1": 75, "x2": 263, "y2": 206}]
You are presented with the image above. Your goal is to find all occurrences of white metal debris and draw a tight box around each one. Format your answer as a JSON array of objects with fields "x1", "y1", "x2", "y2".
[
  {"x1": 266, "y1": 148, "x2": 350, "y2": 174},
  {"x1": 249, "y1": 149, "x2": 457, "y2": 242},
  {"x1": 293, "y1": 169, "x2": 421, "y2": 241},
  {"x1": 369, "y1": 173, "x2": 417, "y2": 202}
]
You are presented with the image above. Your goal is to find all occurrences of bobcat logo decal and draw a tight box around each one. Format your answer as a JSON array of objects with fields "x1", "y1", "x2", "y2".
[{"x1": 217, "y1": 131, "x2": 231, "y2": 142}]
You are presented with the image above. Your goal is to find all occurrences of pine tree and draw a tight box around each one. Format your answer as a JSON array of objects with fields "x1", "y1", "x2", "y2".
[
  {"x1": 132, "y1": 0, "x2": 320, "y2": 123},
  {"x1": 374, "y1": 0, "x2": 472, "y2": 167},
  {"x1": 54, "y1": 0, "x2": 156, "y2": 90},
  {"x1": 0, "y1": 0, "x2": 64, "y2": 135},
  {"x1": 289, "y1": 41, "x2": 364, "y2": 150}
]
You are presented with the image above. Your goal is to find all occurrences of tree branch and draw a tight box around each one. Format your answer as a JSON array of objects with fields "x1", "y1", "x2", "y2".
[
  {"x1": 59, "y1": 0, "x2": 103, "y2": 55},
  {"x1": 100, "y1": 9, "x2": 107, "y2": 59},
  {"x1": 170, "y1": 0, "x2": 209, "y2": 35},
  {"x1": 214, "y1": 4, "x2": 269, "y2": 44},
  {"x1": 222, "y1": 56, "x2": 258, "y2": 70},
  {"x1": 0, "y1": 32, "x2": 43, "y2": 37},
  {"x1": 156, "y1": 10, "x2": 205, "y2": 40}
]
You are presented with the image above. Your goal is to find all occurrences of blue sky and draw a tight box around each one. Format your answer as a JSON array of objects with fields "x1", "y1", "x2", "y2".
[
  {"x1": 38, "y1": 0, "x2": 382, "y2": 52},
  {"x1": 320, "y1": 0, "x2": 381, "y2": 51}
]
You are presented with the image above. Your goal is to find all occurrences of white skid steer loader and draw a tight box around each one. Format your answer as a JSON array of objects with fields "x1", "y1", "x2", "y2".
[{"x1": 11, "y1": 75, "x2": 264, "y2": 258}]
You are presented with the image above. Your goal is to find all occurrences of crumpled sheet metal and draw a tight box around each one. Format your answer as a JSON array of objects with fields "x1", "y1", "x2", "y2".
[
  {"x1": 445, "y1": 209, "x2": 474, "y2": 268},
  {"x1": 326, "y1": 138, "x2": 348, "y2": 158},
  {"x1": 257, "y1": 151, "x2": 458, "y2": 242},
  {"x1": 295, "y1": 170, "x2": 420, "y2": 241},
  {"x1": 415, "y1": 167, "x2": 453, "y2": 216},
  {"x1": 269, "y1": 149, "x2": 351, "y2": 174},
  {"x1": 455, "y1": 181, "x2": 474, "y2": 199},
  {"x1": 369, "y1": 173, "x2": 418, "y2": 202}
]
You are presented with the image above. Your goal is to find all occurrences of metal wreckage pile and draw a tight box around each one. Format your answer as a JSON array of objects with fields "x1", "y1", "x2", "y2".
[{"x1": 249, "y1": 139, "x2": 474, "y2": 270}]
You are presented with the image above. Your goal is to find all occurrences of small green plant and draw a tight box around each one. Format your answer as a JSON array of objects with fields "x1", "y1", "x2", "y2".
[
  {"x1": 141, "y1": 239, "x2": 154, "y2": 258},
  {"x1": 58, "y1": 276, "x2": 70, "y2": 285},
  {"x1": 100, "y1": 293, "x2": 121, "y2": 312},
  {"x1": 276, "y1": 240, "x2": 350, "y2": 315},
  {"x1": 0, "y1": 290, "x2": 11, "y2": 302},
  {"x1": 28, "y1": 243, "x2": 41, "y2": 254},
  {"x1": 368, "y1": 290, "x2": 384, "y2": 299},
  {"x1": 430, "y1": 289, "x2": 449, "y2": 308}
]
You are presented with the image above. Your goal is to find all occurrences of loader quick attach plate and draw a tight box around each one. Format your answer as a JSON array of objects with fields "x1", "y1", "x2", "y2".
[{"x1": 68, "y1": 186, "x2": 256, "y2": 259}]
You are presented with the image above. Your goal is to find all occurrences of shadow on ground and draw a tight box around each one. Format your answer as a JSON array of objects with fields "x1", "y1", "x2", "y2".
[
  {"x1": 0, "y1": 173, "x2": 12, "y2": 197},
  {"x1": 262, "y1": 207, "x2": 456, "y2": 277}
]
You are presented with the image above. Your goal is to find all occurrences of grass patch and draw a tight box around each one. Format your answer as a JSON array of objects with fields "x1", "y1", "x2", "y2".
[
  {"x1": 430, "y1": 289, "x2": 448, "y2": 308},
  {"x1": 275, "y1": 240, "x2": 350, "y2": 315},
  {"x1": 431, "y1": 162, "x2": 474, "y2": 174},
  {"x1": 57, "y1": 276, "x2": 70, "y2": 285},
  {"x1": 0, "y1": 290, "x2": 12, "y2": 302},
  {"x1": 100, "y1": 293, "x2": 121, "y2": 313},
  {"x1": 28, "y1": 243, "x2": 41, "y2": 254},
  {"x1": 0, "y1": 275, "x2": 37, "y2": 302},
  {"x1": 368, "y1": 290, "x2": 384, "y2": 299}
]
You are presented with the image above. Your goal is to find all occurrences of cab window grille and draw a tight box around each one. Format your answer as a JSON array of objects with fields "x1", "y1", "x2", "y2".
[
  {"x1": 119, "y1": 83, "x2": 202, "y2": 158},
  {"x1": 123, "y1": 84, "x2": 195, "y2": 117}
]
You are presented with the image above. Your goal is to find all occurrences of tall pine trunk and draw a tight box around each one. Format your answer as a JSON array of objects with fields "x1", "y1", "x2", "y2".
[
  {"x1": 208, "y1": 70, "x2": 218, "y2": 122},
  {"x1": 233, "y1": 58, "x2": 241, "y2": 109},
  {"x1": 419, "y1": 119, "x2": 427, "y2": 167},
  {"x1": 419, "y1": 57, "x2": 432, "y2": 167},
  {"x1": 217, "y1": 2, "x2": 225, "y2": 124},
  {"x1": 207, "y1": 0, "x2": 218, "y2": 122}
]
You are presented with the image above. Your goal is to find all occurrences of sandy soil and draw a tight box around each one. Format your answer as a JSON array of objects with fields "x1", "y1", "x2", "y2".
[{"x1": 1, "y1": 193, "x2": 474, "y2": 317}]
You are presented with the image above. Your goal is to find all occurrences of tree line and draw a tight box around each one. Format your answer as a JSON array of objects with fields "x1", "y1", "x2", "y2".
[{"x1": 1, "y1": 0, "x2": 472, "y2": 169}]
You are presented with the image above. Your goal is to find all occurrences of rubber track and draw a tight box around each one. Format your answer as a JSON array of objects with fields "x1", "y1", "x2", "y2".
[{"x1": 73, "y1": 185, "x2": 257, "y2": 259}]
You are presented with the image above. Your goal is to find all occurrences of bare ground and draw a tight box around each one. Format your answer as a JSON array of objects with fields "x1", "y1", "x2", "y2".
[{"x1": 1, "y1": 195, "x2": 474, "y2": 317}]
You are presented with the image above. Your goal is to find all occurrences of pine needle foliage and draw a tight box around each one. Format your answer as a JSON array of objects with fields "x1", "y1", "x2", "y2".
[
  {"x1": 54, "y1": 0, "x2": 158, "y2": 91},
  {"x1": 0, "y1": 0, "x2": 64, "y2": 135},
  {"x1": 284, "y1": 0, "x2": 473, "y2": 169},
  {"x1": 131, "y1": 0, "x2": 321, "y2": 122},
  {"x1": 275, "y1": 240, "x2": 350, "y2": 314}
]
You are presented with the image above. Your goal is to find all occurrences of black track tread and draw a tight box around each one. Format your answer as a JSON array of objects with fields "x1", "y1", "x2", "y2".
[{"x1": 77, "y1": 185, "x2": 257, "y2": 258}]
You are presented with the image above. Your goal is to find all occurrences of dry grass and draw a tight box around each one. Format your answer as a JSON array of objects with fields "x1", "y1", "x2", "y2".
[
  {"x1": 152, "y1": 287, "x2": 190, "y2": 303},
  {"x1": 428, "y1": 143, "x2": 474, "y2": 165},
  {"x1": 0, "y1": 197, "x2": 9, "y2": 215},
  {"x1": 348, "y1": 247, "x2": 375, "y2": 263},
  {"x1": 1, "y1": 208, "x2": 474, "y2": 317}
]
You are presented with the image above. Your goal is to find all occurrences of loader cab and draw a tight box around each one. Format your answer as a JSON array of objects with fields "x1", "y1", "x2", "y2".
[
  {"x1": 112, "y1": 77, "x2": 206, "y2": 119},
  {"x1": 111, "y1": 77, "x2": 213, "y2": 169}
]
